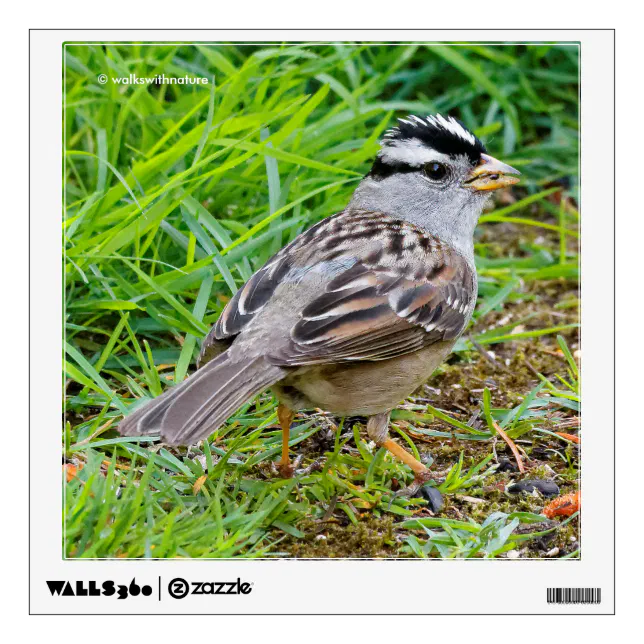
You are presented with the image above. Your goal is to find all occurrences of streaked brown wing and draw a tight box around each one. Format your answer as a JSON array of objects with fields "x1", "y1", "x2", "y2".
[
  {"x1": 272, "y1": 246, "x2": 475, "y2": 365},
  {"x1": 200, "y1": 210, "x2": 476, "y2": 368},
  {"x1": 198, "y1": 213, "x2": 340, "y2": 366}
]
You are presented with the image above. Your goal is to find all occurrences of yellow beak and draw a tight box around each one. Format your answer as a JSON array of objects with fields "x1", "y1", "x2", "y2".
[{"x1": 464, "y1": 153, "x2": 521, "y2": 191}]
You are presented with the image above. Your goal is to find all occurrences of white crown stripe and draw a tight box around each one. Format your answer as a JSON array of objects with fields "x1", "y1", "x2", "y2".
[
  {"x1": 377, "y1": 113, "x2": 484, "y2": 169},
  {"x1": 379, "y1": 141, "x2": 452, "y2": 167},
  {"x1": 436, "y1": 114, "x2": 476, "y2": 145},
  {"x1": 383, "y1": 113, "x2": 477, "y2": 147}
]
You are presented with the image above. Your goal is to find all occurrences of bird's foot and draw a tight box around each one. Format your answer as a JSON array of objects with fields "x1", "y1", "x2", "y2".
[
  {"x1": 295, "y1": 458, "x2": 324, "y2": 477},
  {"x1": 271, "y1": 455, "x2": 304, "y2": 479},
  {"x1": 395, "y1": 469, "x2": 435, "y2": 499},
  {"x1": 270, "y1": 455, "x2": 324, "y2": 479},
  {"x1": 388, "y1": 470, "x2": 444, "y2": 512}
]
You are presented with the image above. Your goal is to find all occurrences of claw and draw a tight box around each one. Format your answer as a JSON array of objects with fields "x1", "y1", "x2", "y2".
[
  {"x1": 273, "y1": 454, "x2": 303, "y2": 479},
  {"x1": 399, "y1": 469, "x2": 435, "y2": 498},
  {"x1": 272, "y1": 455, "x2": 324, "y2": 479},
  {"x1": 295, "y1": 458, "x2": 324, "y2": 477},
  {"x1": 387, "y1": 470, "x2": 435, "y2": 510}
]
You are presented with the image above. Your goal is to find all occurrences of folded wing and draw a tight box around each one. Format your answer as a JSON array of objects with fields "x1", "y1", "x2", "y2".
[{"x1": 200, "y1": 210, "x2": 476, "y2": 368}]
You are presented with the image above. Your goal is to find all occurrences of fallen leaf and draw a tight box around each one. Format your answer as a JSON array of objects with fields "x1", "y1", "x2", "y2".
[
  {"x1": 193, "y1": 475, "x2": 208, "y2": 494},
  {"x1": 543, "y1": 491, "x2": 580, "y2": 519},
  {"x1": 64, "y1": 463, "x2": 82, "y2": 482}
]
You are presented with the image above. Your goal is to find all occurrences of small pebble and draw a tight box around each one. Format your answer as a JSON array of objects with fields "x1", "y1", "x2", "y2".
[
  {"x1": 546, "y1": 547, "x2": 560, "y2": 557},
  {"x1": 315, "y1": 534, "x2": 327, "y2": 541},
  {"x1": 497, "y1": 459, "x2": 518, "y2": 473},
  {"x1": 508, "y1": 479, "x2": 560, "y2": 497},
  {"x1": 194, "y1": 454, "x2": 208, "y2": 470},
  {"x1": 419, "y1": 486, "x2": 444, "y2": 513},
  {"x1": 420, "y1": 453, "x2": 434, "y2": 466},
  {"x1": 506, "y1": 550, "x2": 520, "y2": 559},
  {"x1": 459, "y1": 495, "x2": 485, "y2": 505},
  {"x1": 541, "y1": 464, "x2": 557, "y2": 477}
]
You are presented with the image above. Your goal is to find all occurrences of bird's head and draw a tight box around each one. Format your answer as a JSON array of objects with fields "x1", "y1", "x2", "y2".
[
  {"x1": 373, "y1": 114, "x2": 519, "y2": 192},
  {"x1": 352, "y1": 114, "x2": 521, "y2": 257}
]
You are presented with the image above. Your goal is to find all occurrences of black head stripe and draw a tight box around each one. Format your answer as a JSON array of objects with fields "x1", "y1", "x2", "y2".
[
  {"x1": 367, "y1": 155, "x2": 419, "y2": 180},
  {"x1": 380, "y1": 114, "x2": 486, "y2": 166}
]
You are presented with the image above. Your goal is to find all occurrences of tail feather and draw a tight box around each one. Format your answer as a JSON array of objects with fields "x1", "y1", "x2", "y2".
[{"x1": 119, "y1": 352, "x2": 286, "y2": 445}]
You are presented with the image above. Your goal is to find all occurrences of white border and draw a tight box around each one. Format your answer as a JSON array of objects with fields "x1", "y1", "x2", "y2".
[{"x1": 30, "y1": 29, "x2": 614, "y2": 615}]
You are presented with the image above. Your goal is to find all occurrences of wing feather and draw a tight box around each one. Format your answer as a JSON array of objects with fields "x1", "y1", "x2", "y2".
[
  {"x1": 201, "y1": 210, "x2": 476, "y2": 368},
  {"x1": 279, "y1": 218, "x2": 476, "y2": 364}
]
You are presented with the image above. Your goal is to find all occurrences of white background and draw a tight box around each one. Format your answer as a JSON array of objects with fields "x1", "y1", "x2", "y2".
[
  {"x1": 32, "y1": 28, "x2": 612, "y2": 614},
  {"x1": 2, "y1": 5, "x2": 640, "y2": 639}
]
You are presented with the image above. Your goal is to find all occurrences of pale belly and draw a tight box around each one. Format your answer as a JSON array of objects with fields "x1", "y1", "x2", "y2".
[{"x1": 272, "y1": 341, "x2": 454, "y2": 417}]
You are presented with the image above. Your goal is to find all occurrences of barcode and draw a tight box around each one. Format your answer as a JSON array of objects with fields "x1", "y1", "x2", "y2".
[{"x1": 547, "y1": 588, "x2": 601, "y2": 604}]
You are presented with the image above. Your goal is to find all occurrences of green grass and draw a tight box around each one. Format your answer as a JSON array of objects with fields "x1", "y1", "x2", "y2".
[{"x1": 63, "y1": 43, "x2": 580, "y2": 559}]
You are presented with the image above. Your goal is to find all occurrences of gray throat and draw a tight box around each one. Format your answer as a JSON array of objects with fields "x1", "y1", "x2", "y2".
[{"x1": 348, "y1": 175, "x2": 485, "y2": 267}]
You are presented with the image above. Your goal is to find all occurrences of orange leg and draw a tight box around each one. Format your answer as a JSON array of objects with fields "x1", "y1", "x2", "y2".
[
  {"x1": 276, "y1": 404, "x2": 298, "y2": 478},
  {"x1": 368, "y1": 413, "x2": 433, "y2": 494},
  {"x1": 381, "y1": 438, "x2": 432, "y2": 479}
]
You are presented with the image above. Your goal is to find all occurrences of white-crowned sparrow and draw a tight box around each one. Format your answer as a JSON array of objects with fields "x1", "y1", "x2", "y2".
[{"x1": 120, "y1": 114, "x2": 520, "y2": 491}]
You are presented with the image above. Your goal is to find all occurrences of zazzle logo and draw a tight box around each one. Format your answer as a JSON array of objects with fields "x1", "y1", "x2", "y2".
[{"x1": 167, "y1": 577, "x2": 253, "y2": 599}]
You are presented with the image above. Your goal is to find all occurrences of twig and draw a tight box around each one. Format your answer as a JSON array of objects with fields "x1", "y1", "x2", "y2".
[
  {"x1": 523, "y1": 358, "x2": 545, "y2": 380},
  {"x1": 318, "y1": 494, "x2": 338, "y2": 522},
  {"x1": 468, "y1": 410, "x2": 481, "y2": 427},
  {"x1": 491, "y1": 436, "x2": 499, "y2": 463},
  {"x1": 468, "y1": 335, "x2": 509, "y2": 372},
  {"x1": 70, "y1": 418, "x2": 116, "y2": 448},
  {"x1": 555, "y1": 432, "x2": 580, "y2": 444}
]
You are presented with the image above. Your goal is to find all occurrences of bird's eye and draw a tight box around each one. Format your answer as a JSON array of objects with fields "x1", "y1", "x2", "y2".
[{"x1": 424, "y1": 162, "x2": 448, "y2": 181}]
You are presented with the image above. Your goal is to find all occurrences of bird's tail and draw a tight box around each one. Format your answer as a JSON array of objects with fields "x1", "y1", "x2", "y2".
[{"x1": 119, "y1": 352, "x2": 286, "y2": 446}]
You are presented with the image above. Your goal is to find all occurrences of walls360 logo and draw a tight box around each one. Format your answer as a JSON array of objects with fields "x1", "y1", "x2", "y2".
[
  {"x1": 46, "y1": 579, "x2": 153, "y2": 600},
  {"x1": 45, "y1": 577, "x2": 253, "y2": 601}
]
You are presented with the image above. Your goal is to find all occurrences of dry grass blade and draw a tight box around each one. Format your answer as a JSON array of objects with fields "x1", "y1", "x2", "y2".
[{"x1": 492, "y1": 421, "x2": 525, "y2": 474}]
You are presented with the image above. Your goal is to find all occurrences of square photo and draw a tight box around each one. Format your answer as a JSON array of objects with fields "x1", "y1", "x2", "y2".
[{"x1": 63, "y1": 42, "x2": 580, "y2": 561}]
